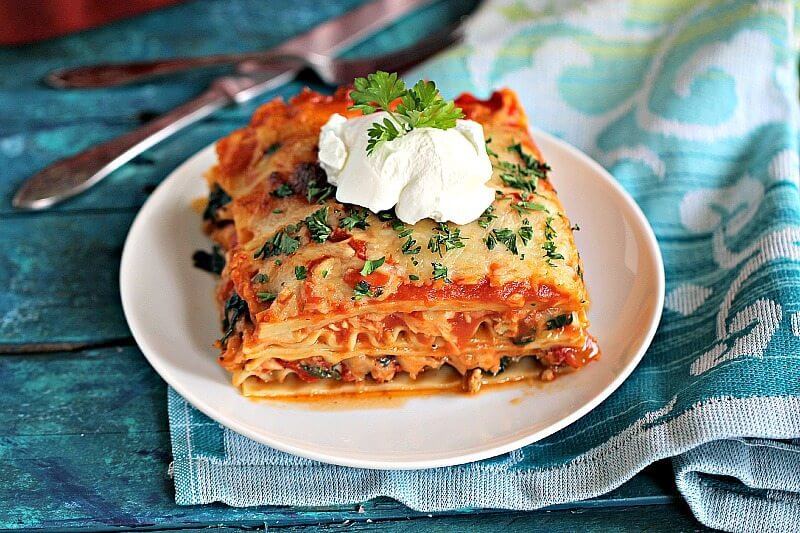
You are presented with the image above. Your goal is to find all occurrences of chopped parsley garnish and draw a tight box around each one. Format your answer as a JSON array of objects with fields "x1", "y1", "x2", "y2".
[
  {"x1": 499, "y1": 166, "x2": 537, "y2": 193},
  {"x1": 543, "y1": 216, "x2": 564, "y2": 265},
  {"x1": 274, "y1": 259, "x2": 282, "y2": 266},
  {"x1": 478, "y1": 205, "x2": 497, "y2": 229},
  {"x1": 512, "y1": 200, "x2": 548, "y2": 215},
  {"x1": 265, "y1": 142, "x2": 281, "y2": 156},
  {"x1": 291, "y1": 162, "x2": 335, "y2": 204},
  {"x1": 485, "y1": 137, "x2": 499, "y2": 158},
  {"x1": 271, "y1": 183, "x2": 294, "y2": 198},
  {"x1": 339, "y1": 207, "x2": 370, "y2": 230},
  {"x1": 431, "y1": 262, "x2": 451, "y2": 283},
  {"x1": 294, "y1": 266, "x2": 307, "y2": 280},
  {"x1": 306, "y1": 182, "x2": 335, "y2": 204},
  {"x1": 544, "y1": 216, "x2": 557, "y2": 240},
  {"x1": 542, "y1": 241, "x2": 563, "y2": 264},
  {"x1": 508, "y1": 143, "x2": 547, "y2": 174},
  {"x1": 220, "y1": 293, "x2": 248, "y2": 345},
  {"x1": 546, "y1": 313, "x2": 573, "y2": 330},
  {"x1": 409, "y1": 274, "x2": 420, "y2": 281},
  {"x1": 360, "y1": 256, "x2": 385, "y2": 276},
  {"x1": 305, "y1": 207, "x2": 332, "y2": 243},
  {"x1": 401, "y1": 235, "x2": 421, "y2": 258},
  {"x1": 252, "y1": 273, "x2": 268, "y2": 284},
  {"x1": 273, "y1": 209, "x2": 284, "y2": 214},
  {"x1": 352, "y1": 280, "x2": 383, "y2": 300},
  {"x1": 377, "y1": 210, "x2": 396, "y2": 221},
  {"x1": 254, "y1": 230, "x2": 300, "y2": 259},
  {"x1": 257, "y1": 292, "x2": 277, "y2": 303},
  {"x1": 491, "y1": 142, "x2": 551, "y2": 194},
  {"x1": 571, "y1": 223, "x2": 581, "y2": 231},
  {"x1": 489, "y1": 228, "x2": 518, "y2": 255},
  {"x1": 192, "y1": 246, "x2": 225, "y2": 275},
  {"x1": 355, "y1": 282, "x2": 369, "y2": 298},
  {"x1": 349, "y1": 71, "x2": 464, "y2": 155},
  {"x1": 322, "y1": 269, "x2": 329, "y2": 278},
  {"x1": 427, "y1": 223, "x2": 466, "y2": 257},
  {"x1": 203, "y1": 184, "x2": 231, "y2": 222},
  {"x1": 380, "y1": 211, "x2": 420, "y2": 261},
  {"x1": 518, "y1": 219, "x2": 534, "y2": 246}
]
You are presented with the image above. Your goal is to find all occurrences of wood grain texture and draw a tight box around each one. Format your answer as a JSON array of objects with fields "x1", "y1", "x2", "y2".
[
  {"x1": 0, "y1": 212, "x2": 133, "y2": 349},
  {"x1": 0, "y1": 347, "x2": 681, "y2": 530}
]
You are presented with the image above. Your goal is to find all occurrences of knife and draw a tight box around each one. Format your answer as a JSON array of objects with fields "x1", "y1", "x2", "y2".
[{"x1": 13, "y1": 0, "x2": 436, "y2": 210}]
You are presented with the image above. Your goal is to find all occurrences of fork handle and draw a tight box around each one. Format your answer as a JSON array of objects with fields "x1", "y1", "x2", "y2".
[
  {"x1": 13, "y1": 72, "x2": 295, "y2": 209},
  {"x1": 44, "y1": 51, "x2": 304, "y2": 88}
]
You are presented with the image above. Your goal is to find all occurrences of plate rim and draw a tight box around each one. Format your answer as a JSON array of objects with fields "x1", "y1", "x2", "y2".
[{"x1": 120, "y1": 126, "x2": 665, "y2": 470}]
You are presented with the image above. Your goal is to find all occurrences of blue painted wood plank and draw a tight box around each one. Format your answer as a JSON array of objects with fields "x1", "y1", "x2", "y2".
[
  {"x1": 0, "y1": 346, "x2": 681, "y2": 530},
  {"x1": 0, "y1": 0, "x2": 364, "y2": 91},
  {"x1": 1, "y1": 119, "x2": 238, "y2": 216},
  {"x1": 223, "y1": 506, "x2": 709, "y2": 532},
  {"x1": 0, "y1": 211, "x2": 134, "y2": 348},
  {"x1": 0, "y1": 0, "x2": 473, "y2": 91}
]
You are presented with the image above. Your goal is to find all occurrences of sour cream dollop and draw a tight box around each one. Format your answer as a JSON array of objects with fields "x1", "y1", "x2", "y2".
[{"x1": 318, "y1": 112, "x2": 494, "y2": 225}]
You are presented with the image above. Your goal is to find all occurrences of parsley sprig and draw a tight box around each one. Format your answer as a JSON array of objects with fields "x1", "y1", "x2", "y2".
[{"x1": 349, "y1": 71, "x2": 464, "y2": 155}]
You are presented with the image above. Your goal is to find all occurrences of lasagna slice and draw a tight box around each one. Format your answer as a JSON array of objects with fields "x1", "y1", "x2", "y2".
[{"x1": 198, "y1": 87, "x2": 597, "y2": 397}]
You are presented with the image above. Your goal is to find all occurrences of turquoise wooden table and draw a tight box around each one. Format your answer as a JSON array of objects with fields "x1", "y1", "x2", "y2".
[{"x1": 0, "y1": 1, "x2": 709, "y2": 530}]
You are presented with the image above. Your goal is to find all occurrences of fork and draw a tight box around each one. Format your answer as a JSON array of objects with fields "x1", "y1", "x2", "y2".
[
  {"x1": 13, "y1": 27, "x2": 462, "y2": 210},
  {"x1": 45, "y1": 23, "x2": 463, "y2": 89}
]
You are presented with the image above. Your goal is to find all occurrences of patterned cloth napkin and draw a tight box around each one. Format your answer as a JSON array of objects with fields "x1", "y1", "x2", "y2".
[{"x1": 168, "y1": 1, "x2": 800, "y2": 530}]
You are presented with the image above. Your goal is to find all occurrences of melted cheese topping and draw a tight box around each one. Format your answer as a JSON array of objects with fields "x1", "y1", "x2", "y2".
[{"x1": 202, "y1": 87, "x2": 596, "y2": 396}]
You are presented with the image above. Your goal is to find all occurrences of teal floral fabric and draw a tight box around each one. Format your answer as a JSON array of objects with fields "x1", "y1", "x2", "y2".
[{"x1": 170, "y1": 1, "x2": 800, "y2": 530}]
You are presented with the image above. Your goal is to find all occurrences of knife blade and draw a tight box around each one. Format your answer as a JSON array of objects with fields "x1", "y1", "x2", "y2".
[{"x1": 14, "y1": 0, "x2": 436, "y2": 209}]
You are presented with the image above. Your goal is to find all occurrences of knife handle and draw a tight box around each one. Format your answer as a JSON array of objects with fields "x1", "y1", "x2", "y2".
[
  {"x1": 44, "y1": 52, "x2": 306, "y2": 88},
  {"x1": 13, "y1": 72, "x2": 293, "y2": 209}
]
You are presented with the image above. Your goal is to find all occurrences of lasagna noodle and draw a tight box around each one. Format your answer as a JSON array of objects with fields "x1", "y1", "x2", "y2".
[
  {"x1": 202, "y1": 87, "x2": 597, "y2": 396},
  {"x1": 239, "y1": 357, "x2": 547, "y2": 398}
]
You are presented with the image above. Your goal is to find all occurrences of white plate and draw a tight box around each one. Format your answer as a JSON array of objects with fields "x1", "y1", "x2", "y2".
[{"x1": 120, "y1": 128, "x2": 664, "y2": 470}]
